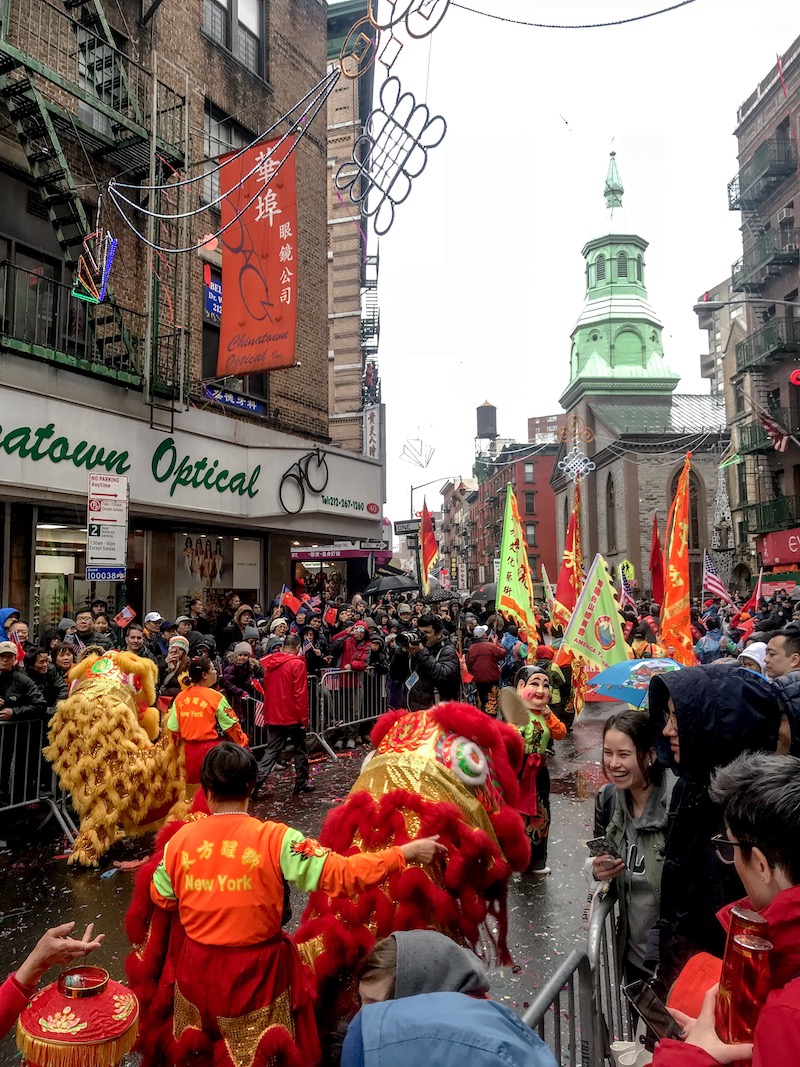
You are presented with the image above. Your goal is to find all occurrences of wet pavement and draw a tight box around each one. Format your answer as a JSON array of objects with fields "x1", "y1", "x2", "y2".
[{"x1": 0, "y1": 700, "x2": 617, "y2": 1061}]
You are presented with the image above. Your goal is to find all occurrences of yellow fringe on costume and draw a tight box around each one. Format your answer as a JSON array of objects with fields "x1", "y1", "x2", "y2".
[
  {"x1": 44, "y1": 651, "x2": 188, "y2": 867},
  {"x1": 16, "y1": 1021, "x2": 138, "y2": 1067}
]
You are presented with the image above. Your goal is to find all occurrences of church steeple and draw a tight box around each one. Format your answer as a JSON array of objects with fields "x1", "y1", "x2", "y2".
[
  {"x1": 604, "y1": 151, "x2": 624, "y2": 210},
  {"x1": 559, "y1": 154, "x2": 679, "y2": 410}
]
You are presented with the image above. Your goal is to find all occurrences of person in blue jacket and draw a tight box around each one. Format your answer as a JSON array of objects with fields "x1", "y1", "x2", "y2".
[{"x1": 341, "y1": 992, "x2": 557, "y2": 1067}]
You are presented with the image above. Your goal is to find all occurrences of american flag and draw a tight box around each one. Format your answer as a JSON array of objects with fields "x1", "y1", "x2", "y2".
[
  {"x1": 619, "y1": 571, "x2": 637, "y2": 611},
  {"x1": 757, "y1": 409, "x2": 790, "y2": 452},
  {"x1": 253, "y1": 701, "x2": 265, "y2": 728},
  {"x1": 702, "y1": 550, "x2": 734, "y2": 606}
]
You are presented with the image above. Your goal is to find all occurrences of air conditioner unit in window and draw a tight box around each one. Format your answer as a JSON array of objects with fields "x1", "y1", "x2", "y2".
[{"x1": 778, "y1": 206, "x2": 794, "y2": 224}]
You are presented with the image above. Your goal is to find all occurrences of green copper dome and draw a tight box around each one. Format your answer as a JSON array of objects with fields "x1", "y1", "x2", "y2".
[{"x1": 560, "y1": 153, "x2": 679, "y2": 410}]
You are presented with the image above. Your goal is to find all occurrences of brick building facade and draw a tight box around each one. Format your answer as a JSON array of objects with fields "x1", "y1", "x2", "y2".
[
  {"x1": 471, "y1": 446, "x2": 559, "y2": 590},
  {"x1": 0, "y1": 0, "x2": 383, "y2": 628}
]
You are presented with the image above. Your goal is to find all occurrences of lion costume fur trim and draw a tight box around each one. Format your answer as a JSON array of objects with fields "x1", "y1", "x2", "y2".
[{"x1": 45, "y1": 650, "x2": 187, "y2": 867}]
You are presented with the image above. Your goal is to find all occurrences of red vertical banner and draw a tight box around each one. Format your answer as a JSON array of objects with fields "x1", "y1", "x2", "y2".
[{"x1": 217, "y1": 136, "x2": 298, "y2": 376}]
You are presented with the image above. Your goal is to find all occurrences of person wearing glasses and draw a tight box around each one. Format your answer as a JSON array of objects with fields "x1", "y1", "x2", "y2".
[
  {"x1": 647, "y1": 667, "x2": 781, "y2": 991},
  {"x1": 653, "y1": 752, "x2": 800, "y2": 1066}
]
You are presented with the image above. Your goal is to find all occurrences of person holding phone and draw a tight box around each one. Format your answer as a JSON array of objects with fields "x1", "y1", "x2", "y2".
[
  {"x1": 592, "y1": 710, "x2": 676, "y2": 984},
  {"x1": 653, "y1": 752, "x2": 800, "y2": 1065}
]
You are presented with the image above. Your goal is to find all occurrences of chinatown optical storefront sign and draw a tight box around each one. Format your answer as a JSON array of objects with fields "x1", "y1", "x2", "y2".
[
  {"x1": 217, "y1": 135, "x2": 298, "y2": 377},
  {"x1": 0, "y1": 395, "x2": 382, "y2": 524}
]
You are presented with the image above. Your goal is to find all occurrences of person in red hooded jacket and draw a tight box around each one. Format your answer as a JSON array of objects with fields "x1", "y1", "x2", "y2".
[
  {"x1": 653, "y1": 751, "x2": 800, "y2": 1067},
  {"x1": 254, "y1": 634, "x2": 312, "y2": 797}
]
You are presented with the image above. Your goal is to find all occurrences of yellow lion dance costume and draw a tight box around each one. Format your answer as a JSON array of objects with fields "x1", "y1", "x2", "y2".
[{"x1": 45, "y1": 650, "x2": 188, "y2": 867}]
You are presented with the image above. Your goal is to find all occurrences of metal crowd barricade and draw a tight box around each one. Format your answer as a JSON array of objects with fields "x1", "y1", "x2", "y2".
[
  {"x1": 586, "y1": 889, "x2": 635, "y2": 1056},
  {"x1": 522, "y1": 949, "x2": 603, "y2": 1067},
  {"x1": 0, "y1": 718, "x2": 77, "y2": 840},
  {"x1": 318, "y1": 668, "x2": 387, "y2": 752},
  {"x1": 240, "y1": 676, "x2": 337, "y2": 759}
]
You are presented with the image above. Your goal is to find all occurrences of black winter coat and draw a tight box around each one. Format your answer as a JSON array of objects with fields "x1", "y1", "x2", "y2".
[
  {"x1": 647, "y1": 666, "x2": 780, "y2": 990},
  {"x1": 408, "y1": 638, "x2": 461, "y2": 712},
  {"x1": 0, "y1": 667, "x2": 48, "y2": 720},
  {"x1": 771, "y1": 669, "x2": 800, "y2": 755},
  {"x1": 24, "y1": 664, "x2": 68, "y2": 708}
]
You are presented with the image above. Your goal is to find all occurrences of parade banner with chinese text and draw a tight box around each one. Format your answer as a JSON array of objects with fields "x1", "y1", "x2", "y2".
[
  {"x1": 560, "y1": 554, "x2": 632, "y2": 671},
  {"x1": 218, "y1": 136, "x2": 298, "y2": 376},
  {"x1": 660, "y1": 453, "x2": 695, "y2": 666},
  {"x1": 553, "y1": 480, "x2": 584, "y2": 628},
  {"x1": 497, "y1": 485, "x2": 539, "y2": 646}
]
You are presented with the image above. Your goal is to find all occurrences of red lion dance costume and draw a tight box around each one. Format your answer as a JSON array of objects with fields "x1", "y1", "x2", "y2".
[{"x1": 125, "y1": 702, "x2": 530, "y2": 1067}]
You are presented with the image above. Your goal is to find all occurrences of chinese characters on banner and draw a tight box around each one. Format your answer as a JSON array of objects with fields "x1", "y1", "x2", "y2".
[
  {"x1": 363, "y1": 404, "x2": 380, "y2": 460},
  {"x1": 217, "y1": 136, "x2": 298, "y2": 377},
  {"x1": 660, "y1": 452, "x2": 695, "y2": 665},
  {"x1": 559, "y1": 554, "x2": 632, "y2": 671}
]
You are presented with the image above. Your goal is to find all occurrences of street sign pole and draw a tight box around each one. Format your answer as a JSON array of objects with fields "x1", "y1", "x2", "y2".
[{"x1": 86, "y1": 473, "x2": 129, "y2": 582}]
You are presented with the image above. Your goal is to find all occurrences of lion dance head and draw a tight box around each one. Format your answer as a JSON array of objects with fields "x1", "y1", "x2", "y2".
[
  {"x1": 294, "y1": 702, "x2": 530, "y2": 1002},
  {"x1": 45, "y1": 650, "x2": 187, "y2": 866}
]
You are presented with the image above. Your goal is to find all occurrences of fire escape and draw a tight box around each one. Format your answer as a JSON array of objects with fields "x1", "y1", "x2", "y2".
[
  {"x1": 361, "y1": 252, "x2": 380, "y2": 406},
  {"x1": 0, "y1": 0, "x2": 187, "y2": 407}
]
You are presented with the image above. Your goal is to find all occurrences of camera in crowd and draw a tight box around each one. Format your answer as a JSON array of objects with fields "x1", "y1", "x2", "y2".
[{"x1": 396, "y1": 630, "x2": 424, "y2": 649}]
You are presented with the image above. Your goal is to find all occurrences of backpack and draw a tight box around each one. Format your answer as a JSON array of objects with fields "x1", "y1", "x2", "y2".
[{"x1": 698, "y1": 631, "x2": 724, "y2": 664}]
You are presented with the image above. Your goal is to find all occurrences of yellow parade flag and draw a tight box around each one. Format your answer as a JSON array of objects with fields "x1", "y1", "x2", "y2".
[
  {"x1": 497, "y1": 484, "x2": 539, "y2": 646},
  {"x1": 560, "y1": 554, "x2": 633, "y2": 671},
  {"x1": 660, "y1": 452, "x2": 695, "y2": 666}
]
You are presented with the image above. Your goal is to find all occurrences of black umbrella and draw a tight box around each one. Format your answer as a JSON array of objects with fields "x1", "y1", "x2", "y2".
[
  {"x1": 469, "y1": 582, "x2": 497, "y2": 606},
  {"x1": 363, "y1": 574, "x2": 419, "y2": 596}
]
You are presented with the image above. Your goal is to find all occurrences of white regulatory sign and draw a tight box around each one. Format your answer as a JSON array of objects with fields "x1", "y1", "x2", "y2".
[{"x1": 86, "y1": 473, "x2": 129, "y2": 578}]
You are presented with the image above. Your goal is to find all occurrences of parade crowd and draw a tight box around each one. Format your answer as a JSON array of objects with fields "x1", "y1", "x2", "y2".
[{"x1": 2, "y1": 582, "x2": 800, "y2": 1065}]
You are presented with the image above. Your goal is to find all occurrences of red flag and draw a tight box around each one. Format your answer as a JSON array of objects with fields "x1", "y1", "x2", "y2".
[
  {"x1": 323, "y1": 606, "x2": 339, "y2": 628},
  {"x1": 553, "y1": 481, "x2": 584, "y2": 628},
  {"x1": 280, "y1": 589, "x2": 302, "y2": 614},
  {"x1": 421, "y1": 498, "x2": 439, "y2": 595},
  {"x1": 732, "y1": 568, "x2": 763, "y2": 629},
  {"x1": 649, "y1": 513, "x2": 664, "y2": 607}
]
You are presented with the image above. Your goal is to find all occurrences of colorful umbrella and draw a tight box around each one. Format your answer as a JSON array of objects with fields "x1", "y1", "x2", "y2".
[{"x1": 590, "y1": 658, "x2": 683, "y2": 707}]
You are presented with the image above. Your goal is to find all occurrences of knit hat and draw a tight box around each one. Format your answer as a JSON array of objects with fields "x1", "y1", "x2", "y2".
[
  {"x1": 168, "y1": 635, "x2": 190, "y2": 653},
  {"x1": 233, "y1": 642, "x2": 252, "y2": 656},
  {"x1": 738, "y1": 641, "x2": 767, "y2": 673},
  {"x1": 242, "y1": 626, "x2": 260, "y2": 642},
  {"x1": 270, "y1": 618, "x2": 287, "y2": 633}
]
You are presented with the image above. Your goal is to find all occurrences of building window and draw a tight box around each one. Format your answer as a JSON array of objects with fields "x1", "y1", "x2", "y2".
[
  {"x1": 528, "y1": 554, "x2": 538, "y2": 574},
  {"x1": 203, "y1": 0, "x2": 264, "y2": 74},
  {"x1": 203, "y1": 104, "x2": 251, "y2": 203},
  {"x1": 236, "y1": 0, "x2": 261, "y2": 72},
  {"x1": 523, "y1": 462, "x2": 534, "y2": 483},
  {"x1": 203, "y1": 0, "x2": 229, "y2": 46},
  {"x1": 525, "y1": 523, "x2": 536, "y2": 547},
  {"x1": 636, "y1": 255, "x2": 643, "y2": 282},
  {"x1": 617, "y1": 251, "x2": 628, "y2": 279},
  {"x1": 606, "y1": 474, "x2": 617, "y2": 553},
  {"x1": 737, "y1": 463, "x2": 747, "y2": 502},
  {"x1": 596, "y1": 254, "x2": 606, "y2": 282},
  {"x1": 525, "y1": 491, "x2": 535, "y2": 514}
]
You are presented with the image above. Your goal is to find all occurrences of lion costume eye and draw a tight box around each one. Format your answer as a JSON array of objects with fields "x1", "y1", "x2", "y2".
[{"x1": 448, "y1": 737, "x2": 488, "y2": 787}]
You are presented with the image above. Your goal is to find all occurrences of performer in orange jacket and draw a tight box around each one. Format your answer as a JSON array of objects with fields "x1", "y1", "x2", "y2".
[
  {"x1": 166, "y1": 654, "x2": 248, "y2": 790},
  {"x1": 147, "y1": 743, "x2": 445, "y2": 1067}
]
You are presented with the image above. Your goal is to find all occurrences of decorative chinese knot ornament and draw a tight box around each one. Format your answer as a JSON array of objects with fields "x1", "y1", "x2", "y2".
[
  {"x1": 17, "y1": 967, "x2": 138, "y2": 1067},
  {"x1": 557, "y1": 446, "x2": 596, "y2": 483}
]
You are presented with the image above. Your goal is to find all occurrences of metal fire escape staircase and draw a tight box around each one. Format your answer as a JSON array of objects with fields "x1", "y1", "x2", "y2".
[
  {"x1": 360, "y1": 252, "x2": 381, "y2": 404},
  {"x1": 0, "y1": 0, "x2": 186, "y2": 386}
]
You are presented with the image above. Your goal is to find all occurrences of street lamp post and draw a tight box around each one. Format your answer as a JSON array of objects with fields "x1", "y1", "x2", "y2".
[
  {"x1": 408, "y1": 477, "x2": 450, "y2": 590},
  {"x1": 692, "y1": 298, "x2": 800, "y2": 313}
]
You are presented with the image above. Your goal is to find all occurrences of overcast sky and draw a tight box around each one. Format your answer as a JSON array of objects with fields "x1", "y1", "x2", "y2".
[{"x1": 361, "y1": 0, "x2": 798, "y2": 528}]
